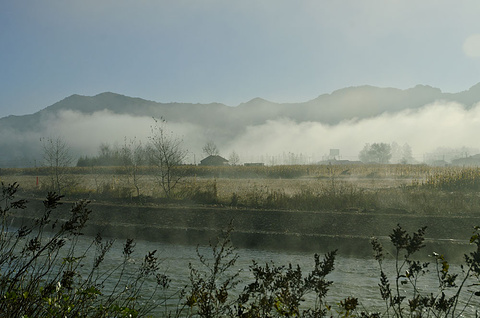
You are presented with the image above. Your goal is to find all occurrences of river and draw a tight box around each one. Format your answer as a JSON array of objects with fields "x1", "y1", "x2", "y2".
[
  {"x1": 80, "y1": 234, "x2": 480, "y2": 317},
  {"x1": 6, "y1": 207, "x2": 480, "y2": 316}
]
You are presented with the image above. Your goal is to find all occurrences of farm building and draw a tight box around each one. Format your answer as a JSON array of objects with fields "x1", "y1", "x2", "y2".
[
  {"x1": 199, "y1": 155, "x2": 229, "y2": 166},
  {"x1": 318, "y1": 159, "x2": 362, "y2": 165},
  {"x1": 451, "y1": 154, "x2": 480, "y2": 166}
]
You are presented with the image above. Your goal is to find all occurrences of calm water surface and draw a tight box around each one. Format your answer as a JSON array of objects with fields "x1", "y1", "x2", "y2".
[{"x1": 81, "y1": 235, "x2": 480, "y2": 316}]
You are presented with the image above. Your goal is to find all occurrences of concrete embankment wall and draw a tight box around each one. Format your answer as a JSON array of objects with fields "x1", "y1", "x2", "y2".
[{"x1": 13, "y1": 199, "x2": 480, "y2": 260}]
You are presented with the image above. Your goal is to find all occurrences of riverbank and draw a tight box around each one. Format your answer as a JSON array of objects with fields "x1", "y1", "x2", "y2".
[{"x1": 14, "y1": 198, "x2": 480, "y2": 261}]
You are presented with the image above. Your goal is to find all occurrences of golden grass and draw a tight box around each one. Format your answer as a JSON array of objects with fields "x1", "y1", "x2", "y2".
[
  {"x1": 0, "y1": 165, "x2": 420, "y2": 202},
  {"x1": 4, "y1": 164, "x2": 480, "y2": 215},
  {"x1": 0, "y1": 164, "x2": 427, "y2": 199}
]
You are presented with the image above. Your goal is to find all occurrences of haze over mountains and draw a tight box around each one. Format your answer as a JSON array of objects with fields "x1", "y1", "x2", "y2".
[{"x1": 2, "y1": 83, "x2": 480, "y2": 168}]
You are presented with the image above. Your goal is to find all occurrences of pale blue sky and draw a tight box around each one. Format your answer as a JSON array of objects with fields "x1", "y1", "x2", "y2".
[{"x1": 1, "y1": 0, "x2": 480, "y2": 118}]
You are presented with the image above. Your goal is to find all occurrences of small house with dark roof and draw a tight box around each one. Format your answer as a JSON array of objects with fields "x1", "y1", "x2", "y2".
[{"x1": 199, "y1": 155, "x2": 229, "y2": 166}]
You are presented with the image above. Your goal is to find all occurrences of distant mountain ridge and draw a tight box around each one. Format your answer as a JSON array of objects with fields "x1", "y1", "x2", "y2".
[
  {"x1": 1, "y1": 83, "x2": 480, "y2": 167},
  {"x1": 6, "y1": 83, "x2": 480, "y2": 124}
]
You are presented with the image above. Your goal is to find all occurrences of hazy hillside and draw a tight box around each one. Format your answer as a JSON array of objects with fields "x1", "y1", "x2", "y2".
[{"x1": 1, "y1": 83, "x2": 480, "y2": 167}]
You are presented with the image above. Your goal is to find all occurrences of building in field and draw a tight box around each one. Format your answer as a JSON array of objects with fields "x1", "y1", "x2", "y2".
[
  {"x1": 244, "y1": 162, "x2": 264, "y2": 167},
  {"x1": 199, "y1": 155, "x2": 229, "y2": 166},
  {"x1": 321, "y1": 149, "x2": 341, "y2": 161},
  {"x1": 451, "y1": 154, "x2": 480, "y2": 166}
]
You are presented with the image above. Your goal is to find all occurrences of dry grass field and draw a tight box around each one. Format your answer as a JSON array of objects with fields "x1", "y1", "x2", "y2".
[
  {"x1": 0, "y1": 164, "x2": 419, "y2": 197},
  {"x1": 3, "y1": 164, "x2": 480, "y2": 216}
]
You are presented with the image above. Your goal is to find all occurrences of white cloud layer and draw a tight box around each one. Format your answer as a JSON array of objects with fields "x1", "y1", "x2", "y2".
[
  {"x1": 13, "y1": 101, "x2": 478, "y2": 165},
  {"x1": 3, "y1": 100, "x2": 480, "y2": 166},
  {"x1": 223, "y1": 102, "x2": 480, "y2": 162}
]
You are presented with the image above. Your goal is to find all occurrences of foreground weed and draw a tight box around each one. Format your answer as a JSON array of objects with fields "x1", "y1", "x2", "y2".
[
  {"x1": 184, "y1": 224, "x2": 240, "y2": 317},
  {"x1": 371, "y1": 224, "x2": 480, "y2": 317},
  {"x1": 0, "y1": 182, "x2": 169, "y2": 317},
  {"x1": 236, "y1": 251, "x2": 338, "y2": 317}
]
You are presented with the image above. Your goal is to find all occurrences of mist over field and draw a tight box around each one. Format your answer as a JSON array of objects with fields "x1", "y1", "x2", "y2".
[
  {"x1": 58, "y1": 101, "x2": 480, "y2": 163},
  {"x1": 1, "y1": 87, "x2": 480, "y2": 167},
  {"x1": 226, "y1": 101, "x2": 480, "y2": 162}
]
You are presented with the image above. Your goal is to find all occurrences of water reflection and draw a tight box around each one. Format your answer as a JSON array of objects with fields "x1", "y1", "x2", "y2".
[{"x1": 81, "y1": 234, "x2": 480, "y2": 315}]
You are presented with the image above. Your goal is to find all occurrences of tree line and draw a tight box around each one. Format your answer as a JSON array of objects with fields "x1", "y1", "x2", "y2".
[
  {"x1": 40, "y1": 117, "x2": 419, "y2": 199},
  {"x1": 42, "y1": 118, "x2": 186, "y2": 199}
]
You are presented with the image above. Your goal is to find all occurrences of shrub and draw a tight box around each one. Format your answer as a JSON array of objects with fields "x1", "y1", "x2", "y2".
[
  {"x1": 184, "y1": 225, "x2": 240, "y2": 317},
  {"x1": 370, "y1": 224, "x2": 480, "y2": 317},
  {"x1": 0, "y1": 182, "x2": 168, "y2": 317},
  {"x1": 183, "y1": 225, "x2": 347, "y2": 318},
  {"x1": 236, "y1": 251, "x2": 338, "y2": 317},
  {"x1": 178, "y1": 179, "x2": 219, "y2": 204}
]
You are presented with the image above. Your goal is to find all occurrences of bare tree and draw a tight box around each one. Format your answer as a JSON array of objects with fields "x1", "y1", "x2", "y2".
[
  {"x1": 42, "y1": 136, "x2": 73, "y2": 195},
  {"x1": 202, "y1": 140, "x2": 220, "y2": 157},
  {"x1": 228, "y1": 150, "x2": 240, "y2": 166},
  {"x1": 148, "y1": 118, "x2": 187, "y2": 198},
  {"x1": 121, "y1": 137, "x2": 145, "y2": 198}
]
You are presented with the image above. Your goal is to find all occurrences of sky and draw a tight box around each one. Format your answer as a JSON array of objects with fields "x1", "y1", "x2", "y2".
[{"x1": 1, "y1": 0, "x2": 480, "y2": 119}]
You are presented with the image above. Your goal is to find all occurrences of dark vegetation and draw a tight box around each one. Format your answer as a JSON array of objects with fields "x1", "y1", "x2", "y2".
[
  {"x1": 2, "y1": 181, "x2": 480, "y2": 317},
  {"x1": 0, "y1": 182, "x2": 169, "y2": 317}
]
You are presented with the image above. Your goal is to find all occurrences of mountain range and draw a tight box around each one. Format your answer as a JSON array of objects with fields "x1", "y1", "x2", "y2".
[{"x1": 2, "y1": 83, "x2": 480, "y2": 167}]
